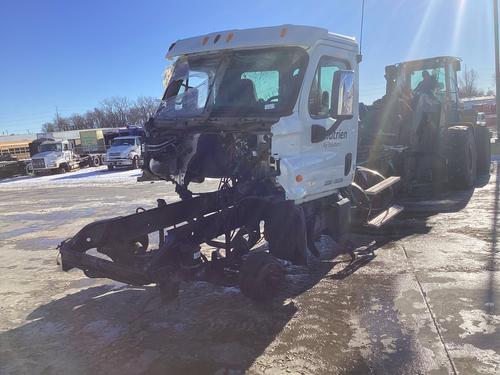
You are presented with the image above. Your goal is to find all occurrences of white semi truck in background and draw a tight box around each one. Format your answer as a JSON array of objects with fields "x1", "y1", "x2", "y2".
[
  {"x1": 105, "y1": 135, "x2": 143, "y2": 170},
  {"x1": 30, "y1": 130, "x2": 107, "y2": 174},
  {"x1": 31, "y1": 139, "x2": 82, "y2": 174}
]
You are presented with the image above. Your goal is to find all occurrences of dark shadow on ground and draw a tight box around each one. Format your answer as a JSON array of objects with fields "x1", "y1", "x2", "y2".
[
  {"x1": 0, "y1": 174, "x2": 34, "y2": 184},
  {"x1": 0, "y1": 280, "x2": 298, "y2": 374},
  {"x1": 53, "y1": 168, "x2": 140, "y2": 181}
]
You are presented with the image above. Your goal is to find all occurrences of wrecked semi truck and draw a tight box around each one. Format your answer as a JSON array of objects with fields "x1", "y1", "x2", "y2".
[{"x1": 58, "y1": 25, "x2": 486, "y2": 301}]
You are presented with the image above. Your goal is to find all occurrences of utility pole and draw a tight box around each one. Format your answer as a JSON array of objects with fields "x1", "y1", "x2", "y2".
[{"x1": 494, "y1": 0, "x2": 500, "y2": 138}]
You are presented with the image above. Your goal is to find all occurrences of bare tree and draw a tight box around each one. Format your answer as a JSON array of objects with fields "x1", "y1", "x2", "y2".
[
  {"x1": 135, "y1": 96, "x2": 160, "y2": 120},
  {"x1": 54, "y1": 116, "x2": 71, "y2": 131},
  {"x1": 68, "y1": 114, "x2": 87, "y2": 130},
  {"x1": 41, "y1": 122, "x2": 55, "y2": 132},
  {"x1": 40, "y1": 96, "x2": 160, "y2": 132},
  {"x1": 87, "y1": 108, "x2": 107, "y2": 129},
  {"x1": 459, "y1": 66, "x2": 484, "y2": 98},
  {"x1": 101, "y1": 97, "x2": 131, "y2": 128}
]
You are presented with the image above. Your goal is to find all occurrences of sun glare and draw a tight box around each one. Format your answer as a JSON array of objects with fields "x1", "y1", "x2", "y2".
[
  {"x1": 406, "y1": 0, "x2": 475, "y2": 59},
  {"x1": 451, "y1": 0, "x2": 468, "y2": 55},
  {"x1": 407, "y1": 0, "x2": 439, "y2": 59}
]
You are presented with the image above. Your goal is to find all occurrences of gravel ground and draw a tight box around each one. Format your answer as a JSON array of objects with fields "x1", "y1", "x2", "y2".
[{"x1": 0, "y1": 164, "x2": 498, "y2": 374}]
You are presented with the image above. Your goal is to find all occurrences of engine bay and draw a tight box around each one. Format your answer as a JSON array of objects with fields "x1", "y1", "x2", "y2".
[{"x1": 144, "y1": 124, "x2": 278, "y2": 191}]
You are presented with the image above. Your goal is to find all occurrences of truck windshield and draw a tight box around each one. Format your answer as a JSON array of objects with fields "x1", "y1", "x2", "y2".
[
  {"x1": 112, "y1": 138, "x2": 135, "y2": 146},
  {"x1": 156, "y1": 47, "x2": 308, "y2": 120},
  {"x1": 39, "y1": 143, "x2": 62, "y2": 152}
]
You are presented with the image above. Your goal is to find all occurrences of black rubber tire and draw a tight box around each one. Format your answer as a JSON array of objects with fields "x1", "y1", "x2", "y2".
[
  {"x1": 58, "y1": 164, "x2": 70, "y2": 174},
  {"x1": 239, "y1": 252, "x2": 285, "y2": 301},
  {"x1": 446, "y1": 125, "x2": 477, "y2": 190},
  {"x1": 107, "y1": 165, "x2": 114, "y2": 171},
  {"x1": 132, "y1": 156, "x2": 139, "y2": 169},
  {"x1": 89, "y1": 156, "x2": 100, "y2": 167},
  {"x1": 475, "y1": 126, "x2": 491, "y2": 176},
  {"x1": 25, "y1": 163, "x2": 34, "y2": 175}
]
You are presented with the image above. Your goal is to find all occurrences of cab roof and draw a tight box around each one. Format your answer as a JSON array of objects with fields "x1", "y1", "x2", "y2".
[
  {"x1": 392, "y1": 56, "x2": 461, "y2": 69},
  {"x1": 166, "y1": 24, "x2": 357, "y2": 58}
]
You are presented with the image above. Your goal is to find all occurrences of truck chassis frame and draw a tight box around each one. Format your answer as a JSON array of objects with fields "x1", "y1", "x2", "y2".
[{"x1": 59, "y1": 187, "x2": 282, "y2": 300}]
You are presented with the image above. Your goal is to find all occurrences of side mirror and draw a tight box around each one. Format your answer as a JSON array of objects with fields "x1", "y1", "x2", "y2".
[{"x1": 331, "y1": 70, "x2": 355, "y2": 118}]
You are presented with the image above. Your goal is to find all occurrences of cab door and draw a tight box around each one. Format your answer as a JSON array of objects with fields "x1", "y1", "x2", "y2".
[
  {"x1": 296, "y1": 44, "x2": 358, "y2": 201},
  {"x1": 63, "y1": 142, "x2": 72, "y2": 162}
]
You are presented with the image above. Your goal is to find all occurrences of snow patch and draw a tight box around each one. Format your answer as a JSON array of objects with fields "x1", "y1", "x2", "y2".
[
  {"x1": 458, "y1": 309, "x2": 500, "y2": 338},
  {"x1": 81, "y1": 319, "x2": 125, "y2": 345},
  {"x1": 0, "y1": 166, "x2": 142, "y2": 189}
]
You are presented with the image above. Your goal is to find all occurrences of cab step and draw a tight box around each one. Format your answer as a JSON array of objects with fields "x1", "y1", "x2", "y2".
[
  {"x1": 365, "y1": 176, "x2": 401, "y2": 196},
  {"x1": 366, "y1": 204, "x2": 404, "y2": 229}
]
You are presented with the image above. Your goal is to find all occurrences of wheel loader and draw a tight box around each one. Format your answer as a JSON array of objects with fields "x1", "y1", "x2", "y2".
[{"x1": 358, "y1": 56, "x2": 491, "y2": 193}]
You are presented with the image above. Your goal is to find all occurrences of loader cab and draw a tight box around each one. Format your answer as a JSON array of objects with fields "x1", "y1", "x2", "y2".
[{"x1": 389, "y1": 56, "x2": 461, "y2": 123}]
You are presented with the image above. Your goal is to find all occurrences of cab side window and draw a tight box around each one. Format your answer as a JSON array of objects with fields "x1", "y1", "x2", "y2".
[{"x1": 309, "y1": 56, "x2": 346, "y2": 118}]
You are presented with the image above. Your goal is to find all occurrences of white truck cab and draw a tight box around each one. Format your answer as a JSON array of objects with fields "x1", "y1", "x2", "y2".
[
  {"x1": 31, "y1": 140, "x2": 74, "y2": 173},
  {"x1": 150, "y1": 25, "x2": 359, "y2": 203},
  {"x1": 106, "y1": 136, "x2": 143, "y2": 170}
]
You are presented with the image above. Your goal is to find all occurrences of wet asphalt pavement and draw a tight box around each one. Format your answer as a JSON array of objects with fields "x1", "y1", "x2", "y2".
[{"x1": 0, "y1": 164, "x2": 498, "y2": 374}]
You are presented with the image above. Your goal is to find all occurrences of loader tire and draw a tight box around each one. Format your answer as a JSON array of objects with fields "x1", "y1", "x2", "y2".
[
  {"x1": 475, "y1": 126, "x2": 491, "y2": 176},
  {"x1": 446, "y1": 125, "x2": 477, "y2": 190},
  {"x1": 239, "y1": 252, "x2": 285, "y2": 302}
]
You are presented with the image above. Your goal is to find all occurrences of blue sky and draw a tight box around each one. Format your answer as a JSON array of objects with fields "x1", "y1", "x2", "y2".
[{"x1": 0, "y1": 0, "x2": 498, "y2": 133}]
